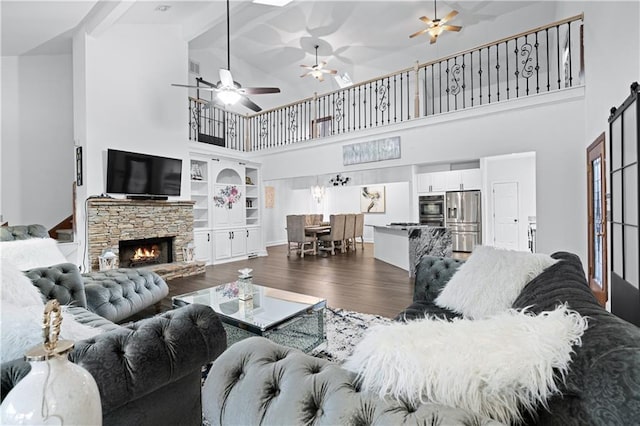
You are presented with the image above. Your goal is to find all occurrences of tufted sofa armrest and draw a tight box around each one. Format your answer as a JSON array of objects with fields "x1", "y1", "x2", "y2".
[
  {"x1": 2, "y1": 304, "x2": 227, "y2": 425},
  {"x1": 412, "y1": 255, "x2": 464, "y2": 303},
  {"x1": 24, "y1": 263, "x2": 88, "y2": 308},
  {"x1": 82, "y1": 268, "x2": 169, "y2": 323},
  {"x1": 203, "y1": 337, "x2": 499, "y2": 426}
]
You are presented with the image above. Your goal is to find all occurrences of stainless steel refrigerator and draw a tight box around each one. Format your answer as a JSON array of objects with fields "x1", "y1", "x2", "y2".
[{"x1": 445, "y1": 190, "x2": 481, "y2": 252}]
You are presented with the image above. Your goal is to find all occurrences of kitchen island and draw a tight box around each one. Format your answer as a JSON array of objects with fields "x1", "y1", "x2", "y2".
[{"x1": 372, "y1": 224, "x2": 452, "y2": 276}]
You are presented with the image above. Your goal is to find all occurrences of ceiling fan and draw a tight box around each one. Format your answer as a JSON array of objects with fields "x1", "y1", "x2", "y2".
[
  {"x1": 409, "y1": 0, "x2": 462, "y2": 44},
  {"x1": 300, "y1": 45, "x2": 337, "y2": 82},
  {"x1": 171, "y1": 0, "x2": 280, "y2": 112}
]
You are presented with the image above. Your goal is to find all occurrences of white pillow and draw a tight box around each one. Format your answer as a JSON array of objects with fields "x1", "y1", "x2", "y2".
[
  {"x1": 0, "y1": 258, "x2": 44, "y2": 307},
  {"x1": 344, "y1": 305, "x2": 587, "y2": 424},
  {"x1": 435, "y1": 245, "x2": 558, "y2": 319},
  {"x1": 0, "y1": 238, "x2": 68, "y2": 270},
  {"x1": 0, "y1": 303, "x2": 103, "y2": 364}
]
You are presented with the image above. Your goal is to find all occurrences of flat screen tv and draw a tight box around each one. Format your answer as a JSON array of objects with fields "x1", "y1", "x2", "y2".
[{"x1": 106, "y1": 149, "x2": 182, "y2": 199}]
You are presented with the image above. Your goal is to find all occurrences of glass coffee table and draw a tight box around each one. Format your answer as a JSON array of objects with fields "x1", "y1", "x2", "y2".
[{"x1": 172, "y1": 282, "x2": 326, "y2": 353}]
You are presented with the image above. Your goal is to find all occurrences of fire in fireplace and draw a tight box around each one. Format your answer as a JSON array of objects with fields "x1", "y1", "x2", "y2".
[{"x1": 119, "y1": 237, "x2": 174, "y2": 268}]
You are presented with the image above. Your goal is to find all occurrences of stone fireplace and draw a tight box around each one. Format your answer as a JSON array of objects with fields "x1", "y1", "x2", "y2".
[
  {"x1": 87, "y1": 199, "x2": 204, "y2": 279},
  {"x1": 119, "y1": 236, "x2": 174, "y2": 268}
]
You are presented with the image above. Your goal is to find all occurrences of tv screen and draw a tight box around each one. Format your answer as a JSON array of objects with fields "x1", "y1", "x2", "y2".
[{"x1": 106, "y1": 149, "x2": 182, "y2": 197}]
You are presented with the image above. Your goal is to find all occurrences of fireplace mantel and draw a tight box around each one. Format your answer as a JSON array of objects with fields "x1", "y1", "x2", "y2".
[{"x1": 87, "y1": 199, "x2": 195, "y2": 273}]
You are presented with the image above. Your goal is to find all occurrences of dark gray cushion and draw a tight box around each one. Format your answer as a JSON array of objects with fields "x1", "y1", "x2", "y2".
[
  {"x1": 82, "y1": 268, "x2": 169, "y2": 323},
  {"x1": 513, "y1": 252, "x2": 640, "y2": 425},
  {"x1": 24, "y1": 263, "x2": 88, "y2": 308},
  {"x1": 413, "y1": 255, "x2": 464, "y2": 303},
  {"x1": 0, "y1": 224, "x2": 48, "y2": 241}
]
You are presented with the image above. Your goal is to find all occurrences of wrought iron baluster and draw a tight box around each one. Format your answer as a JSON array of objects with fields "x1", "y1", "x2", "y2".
[
  {"x1": 399, "y1": 72, "x2": 403, "y2": 122},
  {"x1": 567, "y1": 21, "x2": 573, "y2": 87},
  {"x1": 545, "y1": 28, "x2": 550, "y2": 92},
  {"x1": 535, "y1": 32, "x2": 540, "y2": 94},
  {"x1": 478, "y1": 48, "x2": 483, "y2": 105},
  {"x1": 438, "y1": 61, "x2": 442, "y2": 113},
  {"x1": 358, "y1": 85, "x2": 362, "y2": 130},
  {"x1": 505, "y1": 41, "x2": 510, "y2": 99},
  {"x1": 393, "y1": 74, "x2": 398, "y2": 122},
  {"x1": 461, "y1": 54, "x2": 466, "y2": 109},
  {"x1": 521, "y1": 34, "x2": 532, "y2": 96},
  {"x1": 406, "y1": 70, "x2": 411, "y2": 120},
  {"x1": 369, "y1": 81, "x2": 373, "y2": 128},
  {"x1": 470, "y1": 52, "x2": 474, "y2": 106},
  {"x1": 556, "y1": 25, "x2": 561, "y2": 89},
  {"x1": 487, "y1": 47, "x2": 491, "y2": 103},
  {"x1": 496, "y1": 43, "x2": 500, "y2": 102},
  {"x1": 514, "y1": 37, "x2": 520, "y2": 97},
  {"x1": 445, "y1": 58, "x2": 451, "y2": 112}
]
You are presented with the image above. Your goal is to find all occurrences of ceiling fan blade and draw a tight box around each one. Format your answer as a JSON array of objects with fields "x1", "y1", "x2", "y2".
[
  {"x1": 419, "y1": 16, "x2": 433, "y2": 25},
  {"x1": 409, "y1": 28, "x2": 429, "y2": 39},
  {"x1": 239, "y1": 96, "x2": 262, "y2": 112},
  {"x1": 300, "y1": 64, "x2": 314, "y2": 69},
  {"x1": 440, "y1": 10, "x2": 459, "y2": 24},
  {"x1": 219, "y1": 68, "x2": 234, "y2": 87},
  {"x1": 301, "y1": 71, "x2": 311, "y2": 78},
  {"x1": 430, "y1": 34, "x2": 438, "y2": 44},
  {"x1": 317, "y1": 74, "x2": 325, "y2": 82},
  {"x1": 322, "y1": 69, "x2": 338, "y2": 75},
  {"x1": 239, "y1": 87, "x2": 281, "y2": 95},
  {"x1": 442, "y1": 24, "x2": 462, "y2": 32},
  {"x1": 171, "y1": 83, "x2": 218, "y2": 92}
]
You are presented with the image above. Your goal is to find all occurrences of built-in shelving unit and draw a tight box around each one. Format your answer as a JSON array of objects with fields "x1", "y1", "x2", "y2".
[
  {"x1": 245, "y1": 166, "x2": 260, "y2": 226},
  {"x1": 190, "y1": 159, "x2": 209, "y2": 229}
]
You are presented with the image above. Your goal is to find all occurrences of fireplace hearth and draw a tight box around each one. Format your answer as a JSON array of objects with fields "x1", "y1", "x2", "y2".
[{"x1": 119, "y1": 237, "x2": 174, "y2": 268}]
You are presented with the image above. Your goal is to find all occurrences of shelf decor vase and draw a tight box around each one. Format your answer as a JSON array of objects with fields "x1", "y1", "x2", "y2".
[
  {"x1": 237, "y1": 268, "x2": 254, "y2": 301},
  {"x1": 0, "y1": 300, "x2": 102, "y2": 425}
]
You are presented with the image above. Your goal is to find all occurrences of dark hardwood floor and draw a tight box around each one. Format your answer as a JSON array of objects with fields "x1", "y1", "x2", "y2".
[{"x1": 143, "y1": 243, "x2": 414, "y2": 320}]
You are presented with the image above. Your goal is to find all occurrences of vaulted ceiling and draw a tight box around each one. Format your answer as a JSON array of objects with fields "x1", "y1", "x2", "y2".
[{"x1": 2, "y1": 1, "x2": 560, "y2": 107}]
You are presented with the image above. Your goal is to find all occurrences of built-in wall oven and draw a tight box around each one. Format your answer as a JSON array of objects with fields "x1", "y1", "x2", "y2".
[{"x1": 419, "y1": 195, "x2": 445, "y2": 227}]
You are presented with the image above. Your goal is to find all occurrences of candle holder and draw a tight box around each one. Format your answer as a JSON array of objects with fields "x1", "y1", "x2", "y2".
[
  {"x1": 182, "y1": 243, "x2": 195, "y2": 263},
  {"x1": 98, "y1": 248, "x2": 117, "y2": 271}
]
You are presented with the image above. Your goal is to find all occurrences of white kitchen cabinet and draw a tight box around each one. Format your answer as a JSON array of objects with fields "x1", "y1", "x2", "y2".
[
  {"x1": 418, "y1": 169, "x2": 482, "y2": 193},
  {"x1": 417, "y1": 171, "x2": 448, "y2": 193},
  {"x1": 193, "y1": 229, "x2": 213, "y2": 264},
  {"x1": 459, "y1": 169, "x2": 482, "y2": 190}
]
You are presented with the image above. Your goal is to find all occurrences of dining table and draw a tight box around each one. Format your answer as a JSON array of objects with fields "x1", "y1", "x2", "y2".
[{"x1": 304, "y1": 225, "x2": 331, "y2": 255}]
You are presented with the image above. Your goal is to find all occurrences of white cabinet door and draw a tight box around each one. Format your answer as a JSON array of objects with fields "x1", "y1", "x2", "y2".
[
  {"x1": 460, "y1": 169, "x2": 482, "y2": 190},
  {"x1": 246, "y1": 227, "x2": 261, "y2": 254},
  {"x1": 231, "y1": 229, "x2": 247, "y2": 257},
  {"x1": 417, "y1": 173, "x2": 431, "y2": 193},
  {"x1": 214, "y1": 230, "x2": 232, "y2": 261},
  {"x1": 193, "y1": 229, "x2": 213, "y2": 264},
  {"x1": 430, "y1": 172, "x2": 448, "y2": 192},
  {"x1": 445, "y1": 171, "x2": 462, "y2": 191}
]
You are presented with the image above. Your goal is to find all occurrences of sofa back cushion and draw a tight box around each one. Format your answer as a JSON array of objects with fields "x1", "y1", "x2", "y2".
[
  {"x1": 413, "y1": 255, "x2": 464, "y2": 303},
  {"x1": 0, "y1": 225, "x2": 48, "y2": 241},
  {"x1": 512, "y1": 252, "x2": 640, "y2": 425},
  {"x1": 24, "y1": 264, "x2": 88, "y2": 308}
]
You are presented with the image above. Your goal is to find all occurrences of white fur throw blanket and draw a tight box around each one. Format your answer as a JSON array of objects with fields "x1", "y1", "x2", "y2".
[{"x1": 343, "y1": 305, "x2": 587, "y2": 424}]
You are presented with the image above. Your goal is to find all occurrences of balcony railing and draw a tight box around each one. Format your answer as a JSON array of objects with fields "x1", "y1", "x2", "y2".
[{"x1": 188, "y1": 14, "x2": 584, "y2": 152}]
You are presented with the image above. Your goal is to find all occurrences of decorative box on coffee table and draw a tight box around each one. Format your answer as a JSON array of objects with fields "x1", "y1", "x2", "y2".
[{"x1": 173, "y1": 283, "x2": 326, "y2": 353}]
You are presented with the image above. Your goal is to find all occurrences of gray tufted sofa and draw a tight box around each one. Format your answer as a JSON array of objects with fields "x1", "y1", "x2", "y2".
[
  {"x1": 203, "y1": 252, "x2": 640, "y2": 425},
  {"x1": 1, "y1": 224, "x2": 169, "y2": 322},
  {"x1": 1, "y1": 262, "x2": 227, "y2": 425}
]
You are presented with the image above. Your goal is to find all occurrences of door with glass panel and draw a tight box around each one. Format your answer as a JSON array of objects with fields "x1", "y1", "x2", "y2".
[{"x1": 587, "y1": 134, "x2": 607, "y2": 307}]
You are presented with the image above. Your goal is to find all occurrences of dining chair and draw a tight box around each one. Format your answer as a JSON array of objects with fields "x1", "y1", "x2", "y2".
[
  {"x1": 354, "y1": 213, "x2": 365, "y2": 250},
  {"x1": 344, "y1": 214, "x2": 356, "y2": 251},
  {"x1": 286, "y1": 215, "x2": 316, "y2": 257},
  {"x1": 319, "y1": 214, "x2": 346, "y2": 255}
]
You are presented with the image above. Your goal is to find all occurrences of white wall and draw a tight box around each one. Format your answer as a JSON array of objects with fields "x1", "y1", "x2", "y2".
[
  {"x1": 1, "y1": 54, "x2": 74, "y2": 228},
  {"x1": 252, "y1": 89, "x2": 586, "y2": 260},
  {"x1": 71, "y1": 24, "x2": 190, "y2": 267},
  {"x1": 481, "y1": 152, "x2": 536, "y2": 251}
]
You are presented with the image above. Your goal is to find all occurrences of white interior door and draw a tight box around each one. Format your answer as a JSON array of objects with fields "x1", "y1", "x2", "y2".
[{"x1": 493, "y1": 182, "x2": 519, "y2": 249}]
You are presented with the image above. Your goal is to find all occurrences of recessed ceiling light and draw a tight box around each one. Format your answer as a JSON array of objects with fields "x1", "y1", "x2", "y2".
[
  {"x1": 155, "y1": 5, "x2": 172, "y2": 12},
  {"x1": 253, "y1": 0, "x2": 293, "y2": 6}
]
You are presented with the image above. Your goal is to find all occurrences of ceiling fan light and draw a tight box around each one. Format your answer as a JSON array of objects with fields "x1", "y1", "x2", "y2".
[{"x1": 217, "y1": 89, "x2": 241, "y2": 105}]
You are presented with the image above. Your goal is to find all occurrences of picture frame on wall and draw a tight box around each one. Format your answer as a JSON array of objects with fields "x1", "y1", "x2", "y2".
[{"x1": 360, "y1": 185, "x2": 385, "y2": 213}]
